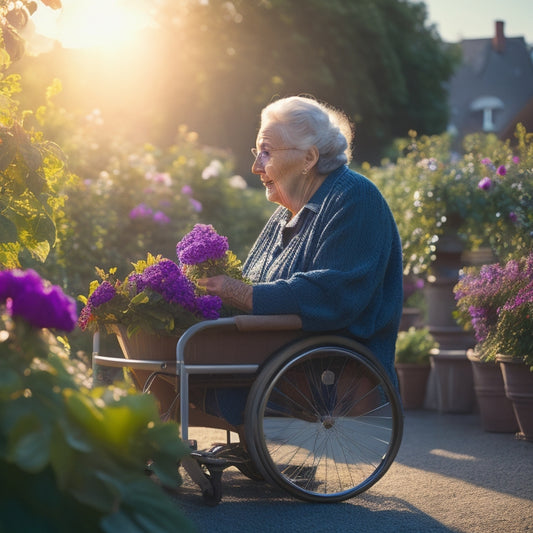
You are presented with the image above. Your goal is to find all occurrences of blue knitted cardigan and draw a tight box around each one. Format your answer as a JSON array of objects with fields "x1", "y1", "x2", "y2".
[{"x1": 243, "y1": 165, "x2": 403, "y2": 385}]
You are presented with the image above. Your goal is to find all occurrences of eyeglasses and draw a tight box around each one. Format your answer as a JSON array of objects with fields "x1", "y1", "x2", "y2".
[{"x1": 251, "y1": 147, "x2": 301, "y2": 163}]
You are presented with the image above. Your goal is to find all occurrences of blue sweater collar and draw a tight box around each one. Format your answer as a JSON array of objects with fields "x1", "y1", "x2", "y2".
[{"x1": 305, "y1": 165, "x2": 349, "y2": 212}]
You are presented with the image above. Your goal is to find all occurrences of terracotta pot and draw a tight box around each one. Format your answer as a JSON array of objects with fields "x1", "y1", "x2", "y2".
[
  {"x1": 497, "y1": 355, "x2": 533, "y2": 442},
  {"x1": 467, "y1": 350, "x2": 518, "y2": 433},
  {"x1": 395, "y1": 363, "x2": 430, "y2": 409},
  {"x1": 430, "y1": 349, "x2": 475, "y2": 413},
  {"x1": 110, "y1": 325, "x2": 180, "y2": 417}
]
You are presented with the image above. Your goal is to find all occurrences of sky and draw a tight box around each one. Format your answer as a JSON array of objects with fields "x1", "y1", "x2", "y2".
[{"x1": 420, "y1": 0, "x2": 533, "y2": 44}]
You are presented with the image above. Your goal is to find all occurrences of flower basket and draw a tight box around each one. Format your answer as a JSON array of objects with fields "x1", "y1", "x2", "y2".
[
  {"x1": 112, "y1": 324, "x2": 179, "y2": 361},
  {"x1": 467, "y1": 349, "x2": 518, "y2": 433}
]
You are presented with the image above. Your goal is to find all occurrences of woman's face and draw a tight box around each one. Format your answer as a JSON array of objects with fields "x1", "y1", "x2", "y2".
[{"x1": 252, "y1": 123, "x2": 311, "y2": 214}]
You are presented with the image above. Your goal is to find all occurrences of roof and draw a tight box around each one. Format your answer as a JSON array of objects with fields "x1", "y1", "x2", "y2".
[{"x1": 447, "y1": 23, "x2": 533, "y2": 140}]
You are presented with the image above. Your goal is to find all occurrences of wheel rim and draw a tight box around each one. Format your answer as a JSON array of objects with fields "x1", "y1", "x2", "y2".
[{"x1": 255, "y1": 347, "x2": 401, "y2": 500}]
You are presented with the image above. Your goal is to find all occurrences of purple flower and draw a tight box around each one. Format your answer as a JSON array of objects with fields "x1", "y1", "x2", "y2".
[
  {"x1": 512, "y1": 156, "x2": 520, "y2": 164},
  {"x1": 176, "y1": 224, "x2": 228, "y2": 265},
  {"x1": 496, "y1": 165, "x2": 507, "y2": 176},
  {"x1": 189, "y1": 198, "x2": 202, "y2": 213},
  {"x1": 478, "y1": 177, "x2": 492, "y2": 190},
  {"x1": 181, "y1": 185, "x2": 193, "y2": 196},
  {"x1": 481, "y1": 157, "x2": 492, "y2": 166},
  {"x1": 153, "y1": 211, "x2": 171, "y2": 225},
  {"x1": 78, "y1": 281, "x2": 117, "y2": 330},
  {"x1": 132, "y1": 260, "x2": 198, "y2": 311},
  {"x1": 509, "y1": 211, "x2": 518, "y2": 222},
  {"x1": 0, "y1": 269, "x2": 77, "y2": 331},
  {"x1": 195, "y1": 294, "x2": 222, "y2": 319},
  {"x1": 129, "y1": 203, "x2": 153, "y2": 219}
]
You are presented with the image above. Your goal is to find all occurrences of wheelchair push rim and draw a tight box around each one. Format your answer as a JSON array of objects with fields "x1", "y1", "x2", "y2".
[{"x1": 244, "y1": 337, "x2": 403, "y2": 503}]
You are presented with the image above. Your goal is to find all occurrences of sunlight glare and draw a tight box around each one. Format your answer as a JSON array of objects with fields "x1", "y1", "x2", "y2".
[{"x1": 31, "y1": 0, "x2": 150, "y2": 50}]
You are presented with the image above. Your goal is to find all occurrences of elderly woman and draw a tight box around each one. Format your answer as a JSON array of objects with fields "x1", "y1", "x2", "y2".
[{"x1": 200, "y1": 96, "x2": 403, "y2": 387}]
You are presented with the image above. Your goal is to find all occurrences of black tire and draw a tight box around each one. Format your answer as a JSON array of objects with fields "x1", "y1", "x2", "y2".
[{"x1": 244, "y1": 336, "x2": 403, "y2": 503}]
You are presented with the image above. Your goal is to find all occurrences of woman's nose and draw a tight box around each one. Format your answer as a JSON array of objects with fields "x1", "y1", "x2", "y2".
[{"x1": 252, "y1": 157, "x2": 264, "y2": 174}]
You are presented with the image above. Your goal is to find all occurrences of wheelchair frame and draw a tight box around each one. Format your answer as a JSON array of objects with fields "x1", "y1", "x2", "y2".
[{"x1": 92, "y1": 315, "x2": 403, "y2": 505}]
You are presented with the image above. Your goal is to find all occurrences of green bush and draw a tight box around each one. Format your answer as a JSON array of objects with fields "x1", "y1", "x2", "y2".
[
  {"x1": 365, "y1": 126, "x2": 533, "y2": 275},
  {"x1": 395, "y1": 327, "x2": 438, "y2": 364},
  {"x1": 0, "y1": 312, "x2": 195, "y2": 533}
]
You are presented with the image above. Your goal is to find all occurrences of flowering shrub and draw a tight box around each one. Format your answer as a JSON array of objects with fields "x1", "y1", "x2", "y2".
[
  {"x1": 454, "y1": 252, "x2": 533, "y2": 368},
  {"x1": 79, "y1": 224, "x2": 247, "y2": 337},
  {"x1": 0, "y1": 269, "x2": 194, "y2": 532},
  {"x1": 365, "y1": 125, "x2": 533, "y2": 275}
]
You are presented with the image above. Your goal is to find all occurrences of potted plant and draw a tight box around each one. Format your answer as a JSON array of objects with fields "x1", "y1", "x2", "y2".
[
  {"x1": 78, "y1": 224, "x2": 248, "y2": 415},
  {"x1": 395, "y1": 327, "x2": 438, "y2": 409},
  {"x1": 454, "y1": 253, "x2": 533, "y2": 438},
  {"x1": 78, "y1": 224, "x2": 246, "y2": 341},
  {"x1": 366, "y1": 126, "x2": 533, "y2": 351}
]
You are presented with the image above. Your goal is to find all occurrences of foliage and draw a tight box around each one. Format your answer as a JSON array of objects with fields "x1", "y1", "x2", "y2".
[
  {"x1": 0, "y1": 269, "x2": 195, "y2": 533},
  {"x1": 366, "y1": 126, "x2": 533, "y2": 275},
  {"x1": 30, "y1": 100, "x2": 272, "y2": 303},
  {"x1": 395, "y1": 326, "x2": 438, "y2": 364},
  {"x1": 454, "y1": 252, "x2": 533, "y2": 369},
  {"x1": 10, "y1": 0, "x2": 458, "y2": 168},
  {"x1": 79, "y1": 225, "x2": 247, "y2": 337},
  {"x1": 0, "y1": 28, "x2": 74, "y2": 268}
]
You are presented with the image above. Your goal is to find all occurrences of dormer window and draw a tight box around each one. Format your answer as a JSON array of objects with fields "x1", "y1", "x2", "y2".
[{"x1": 470, "y1": 96, "x2": 505, "y2": 132}]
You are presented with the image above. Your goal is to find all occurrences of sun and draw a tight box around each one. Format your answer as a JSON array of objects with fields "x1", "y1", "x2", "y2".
[{"x1": 31, "y1": 0, "x2": 150, "y2": 50}]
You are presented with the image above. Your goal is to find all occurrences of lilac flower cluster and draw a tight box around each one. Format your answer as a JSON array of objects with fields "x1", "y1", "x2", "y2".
[
  {"x1": 78, "y1": 281, "x2": 116, "y2": 330},
  {"x1": 128, "y1": 259, "x2": 222, "y2": 319},
  {"x1": 0, "y1": 269, "x2": 77, "y2": 331},
  {"x1": 176, "y1": 224, "x2": 228, "y2": 265},
  {"x1": 454, "y1": 254, "x2": 533, "y2": 344}
]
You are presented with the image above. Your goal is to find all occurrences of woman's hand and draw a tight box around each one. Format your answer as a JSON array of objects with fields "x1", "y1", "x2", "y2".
[{"x1": 197, "y1": 275, "x2": 253, "y2": 313}]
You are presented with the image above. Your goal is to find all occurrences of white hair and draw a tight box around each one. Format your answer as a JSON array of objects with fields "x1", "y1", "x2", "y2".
[{"x1": 260, "y1": 96, "x2": 353, "y2": 173}]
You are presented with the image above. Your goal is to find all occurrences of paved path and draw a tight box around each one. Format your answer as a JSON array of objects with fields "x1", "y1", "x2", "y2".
[{"x1": 169, "y1": 410, "x2": 533, "y2": 533}]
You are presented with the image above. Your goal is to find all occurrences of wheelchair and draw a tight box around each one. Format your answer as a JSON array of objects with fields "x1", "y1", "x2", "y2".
[{"x1": 92, "y1": 315, "x2": 403, "y2": 506}]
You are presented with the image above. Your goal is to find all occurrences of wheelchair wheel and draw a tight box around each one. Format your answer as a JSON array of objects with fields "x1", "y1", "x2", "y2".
[{"x1": 244, "y1": 336, "x2": 403, "y2": 503}]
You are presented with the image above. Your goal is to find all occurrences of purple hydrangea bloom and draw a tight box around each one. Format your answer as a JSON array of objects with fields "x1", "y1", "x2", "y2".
[
  {"x1": 478, "y1": 177, "x2": 492, "y2": 190},
  {"x1": 176, "y1": 224, "x2": 228, "y2": 265},
  {"x1": 0, "y1": 269, "x2": 77, "y2": 331}
]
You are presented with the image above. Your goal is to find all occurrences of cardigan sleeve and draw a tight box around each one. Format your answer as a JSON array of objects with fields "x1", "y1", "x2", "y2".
[{"x1": 252, "y1": 177, "x2": 402, "y2": 336}]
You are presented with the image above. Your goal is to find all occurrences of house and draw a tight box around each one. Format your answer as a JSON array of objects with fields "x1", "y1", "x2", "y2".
[{"x1": 447, "y1": 21, "x2": 533, "y2": 142}]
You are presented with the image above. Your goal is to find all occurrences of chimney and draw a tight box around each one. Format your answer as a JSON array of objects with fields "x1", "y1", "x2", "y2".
[{"x1": 492, "y1": 20, "x2": 505, "y2": 53}]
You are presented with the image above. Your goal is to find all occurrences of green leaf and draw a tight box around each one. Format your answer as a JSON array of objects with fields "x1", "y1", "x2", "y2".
[
  {"x1": 8, "y1": 414, "x2": 51, "y2": 473},
  {"x1": 0, "y1": 241, "x2": 21, "y2": 268},
  {"x1": 0, "y1": 130, "x2": 17, "y2": 170},
  {"x1": 0, "y1": 213, "x2": 18, "y2": 242}
]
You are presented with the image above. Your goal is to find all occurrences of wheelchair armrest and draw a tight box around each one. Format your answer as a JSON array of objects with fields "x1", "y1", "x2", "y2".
[{"x1": 233, "y1": 314, "x2": 302, "y2": 332}]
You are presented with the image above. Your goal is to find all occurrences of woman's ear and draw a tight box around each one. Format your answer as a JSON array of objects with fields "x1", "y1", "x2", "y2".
[{"x1": 306, "y1": 145, "x2": 320, "y2": 168}]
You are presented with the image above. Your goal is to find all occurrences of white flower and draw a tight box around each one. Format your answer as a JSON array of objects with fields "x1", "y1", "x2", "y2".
[
  {"x1": 202, "y1": 159, "x2": 223, "y2": 180},
  {"x1": 228, "y1": 175, "x2": 247, "y2": 189}
]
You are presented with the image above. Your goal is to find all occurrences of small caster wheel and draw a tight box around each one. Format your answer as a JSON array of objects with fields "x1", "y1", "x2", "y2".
[{"x1": 202, "y1": 469, "x2": 223, "y2": 506}]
